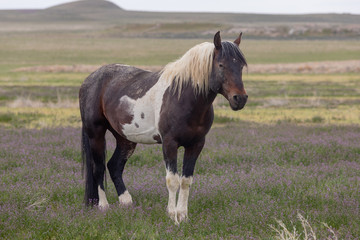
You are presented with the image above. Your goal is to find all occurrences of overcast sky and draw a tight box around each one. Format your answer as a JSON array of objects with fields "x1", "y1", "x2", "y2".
[{"x1": 1, "y1": 0, "x2": 359, "y2": 14}]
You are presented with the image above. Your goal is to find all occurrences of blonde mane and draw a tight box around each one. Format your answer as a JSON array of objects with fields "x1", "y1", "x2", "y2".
[{"x1": 159, "y1": 42, "x2": 214, "y2": 97}]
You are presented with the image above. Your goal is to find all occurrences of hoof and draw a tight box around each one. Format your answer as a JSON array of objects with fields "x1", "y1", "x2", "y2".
[
  {"x1": 167, "y1": 209, "x2": 179, "y2": 225},
  {"x1": 168, "y1": 208, "x2": 188, "y2": 225},
  {"x1": 119, "y1": 190, "x2": 133, "y2": 206},
  {"x1": 176, "y1": 209, "x2": 188, "y2": 223},
  {"x1": 98, "y1": 203, "x2": 109, "y2": 211}
]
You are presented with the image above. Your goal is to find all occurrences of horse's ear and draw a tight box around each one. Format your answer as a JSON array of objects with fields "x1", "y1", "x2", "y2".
[
  {"x1": 214, "y1": 31, "x2": 222, "y2": 50},
  {"x1": 234, "y1": 32, "x2": 242, "y2": 46}
]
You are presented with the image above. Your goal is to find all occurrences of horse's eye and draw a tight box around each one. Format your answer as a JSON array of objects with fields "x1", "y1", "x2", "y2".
[{"x1": 219, "y1": 63, "x2": 224, "y2": 68}]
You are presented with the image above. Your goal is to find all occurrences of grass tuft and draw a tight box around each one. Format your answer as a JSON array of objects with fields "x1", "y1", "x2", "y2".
[
  {"x1": 270, "y1": 213, "x2": 338, "y2": 240},
  {"x1": 25, "y1": 189, "x2": 51, "y2": 212},
  {"x1": 311, "y1": 116, "x2": 325, "y2": 123}
]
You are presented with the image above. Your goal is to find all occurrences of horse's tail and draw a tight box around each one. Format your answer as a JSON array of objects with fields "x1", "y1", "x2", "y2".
[
  {"x1": 82, "y1": 126, "x2": 94, "y2": 205},
  {"x1": 81, "y1": 126, "x2": 107, "y2": 206}
]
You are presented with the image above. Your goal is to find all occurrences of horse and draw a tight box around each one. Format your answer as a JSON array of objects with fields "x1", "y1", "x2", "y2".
[{"x1": 79, "y1": 31, "x2": 248, "y2": 224}]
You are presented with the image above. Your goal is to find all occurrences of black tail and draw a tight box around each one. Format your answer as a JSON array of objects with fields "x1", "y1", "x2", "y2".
[{"x1": 81, "y1": 126, "x2": 106, "y2": 206}]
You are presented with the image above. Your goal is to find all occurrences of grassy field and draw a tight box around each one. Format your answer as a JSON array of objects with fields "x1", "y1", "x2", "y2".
[
  {"x1": 0, "y1": 27, "x2": 359, "y2": 239},
  {"x1": 1, "y1": 33, "x2": 360, "y2": 68},
  {"x1": 1, "y1": 124, "x2": 359, "y2": 239}
]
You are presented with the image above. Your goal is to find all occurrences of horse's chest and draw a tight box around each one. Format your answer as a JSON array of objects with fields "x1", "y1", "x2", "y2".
[{"x1": 117, "y1": 80, "x2": 170, "y2": 144}]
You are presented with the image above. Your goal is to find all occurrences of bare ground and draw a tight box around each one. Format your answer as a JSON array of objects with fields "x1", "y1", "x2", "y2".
[
  {"x1": 13, "y1": 60, "x2": 360, "y2": 74},
  {"x1": 247, "y1": 60, "x2": 360, "y2": 74},
  {"x1": 13, "y1": 65, "x2": 161, "y2": 73}
]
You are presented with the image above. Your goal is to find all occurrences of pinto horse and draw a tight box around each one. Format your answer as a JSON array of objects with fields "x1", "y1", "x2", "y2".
[{"x1": 79, "y1": 31, "x2": 247, "y2": 224}]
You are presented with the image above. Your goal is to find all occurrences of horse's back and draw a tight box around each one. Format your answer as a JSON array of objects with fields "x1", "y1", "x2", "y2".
[
  {"x1": 79, "y1": 64, "x2": 154, "y2": 128},
  {"x1": 80, "y1": 64, "x2": 149, "y2": 93}
]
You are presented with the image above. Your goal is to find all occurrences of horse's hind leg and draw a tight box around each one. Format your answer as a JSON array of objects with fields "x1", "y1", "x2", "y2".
[
  {"x1": 83, "y1": 126, "x2": 108, "y2": 209},
  {"x1": 107, "y1": 134, "x2": 136, "y2": 206}
]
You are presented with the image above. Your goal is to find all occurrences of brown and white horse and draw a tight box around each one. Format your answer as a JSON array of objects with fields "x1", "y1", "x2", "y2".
[{"x1": 79, "y1": 31, "x2": 248, "y2": 224}]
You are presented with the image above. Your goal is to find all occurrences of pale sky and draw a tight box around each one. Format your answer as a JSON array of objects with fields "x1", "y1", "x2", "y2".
[{"x1": 0, "y1": 0, "x2": 359, "y2": 14}]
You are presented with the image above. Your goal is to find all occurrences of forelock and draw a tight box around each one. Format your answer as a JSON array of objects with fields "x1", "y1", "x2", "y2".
[{"x1": 221, "y1": 41, "x2": 247, "y2": 66}]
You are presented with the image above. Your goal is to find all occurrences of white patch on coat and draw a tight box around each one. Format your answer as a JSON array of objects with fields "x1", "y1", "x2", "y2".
[
  {"x1": 98, "y1": 186, "x2": 109, "y2": 210},
  {"x1": 118, "y1": 190, "x2": 133, "y2": 205},
  {"x1": 119, "y1": 77, "x2": 171, "y2": 144}
]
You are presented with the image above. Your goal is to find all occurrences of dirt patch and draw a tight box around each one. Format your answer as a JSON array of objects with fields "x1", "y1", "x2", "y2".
[
  {"x1": 248, "y1": 60, "x2": 360, "y2": 74},
  {"x1": 13, "y1": 60, "x2": 360, "y2": 74},
  {"x1": 13, "y1": 65, "x2": 100, "y2": 73},
  {"x1": 13, "y1": 65, "x2": 162, "y2": 73}
]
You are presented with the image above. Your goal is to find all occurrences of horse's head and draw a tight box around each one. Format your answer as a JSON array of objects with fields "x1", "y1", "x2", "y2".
[{"x1": 210, "y1": 31, "x2": 248, "y2": 111}]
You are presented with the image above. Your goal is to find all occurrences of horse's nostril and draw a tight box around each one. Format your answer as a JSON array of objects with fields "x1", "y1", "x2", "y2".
[{"x1": 233, "y1": 94, "x2": 247, "y2": 102}]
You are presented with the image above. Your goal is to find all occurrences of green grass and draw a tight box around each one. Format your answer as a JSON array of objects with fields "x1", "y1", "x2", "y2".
[
  {"x1": 1, "y1": 71, "x2": 358, "y2": 128},
  {"x1": 0, "y1": 34, "x2": 199, "y2": 70},
  {"x1": 242, "y1": 40, "x2": 360, "y2": 64},
  {"x1": 0, "y1": 108, "x2": 80, "y2": 128},
  {"x1": 0, "y1": 72, "x2": 87, "y2": 86}
]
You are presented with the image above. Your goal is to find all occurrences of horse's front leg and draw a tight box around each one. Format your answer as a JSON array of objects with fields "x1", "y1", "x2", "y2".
[
  {"x1": 177, "y1": 139, "x2": 205, "y2": 223},
  {"x1": 162, "y1": 140, "x2": 180, "y2": 223}
]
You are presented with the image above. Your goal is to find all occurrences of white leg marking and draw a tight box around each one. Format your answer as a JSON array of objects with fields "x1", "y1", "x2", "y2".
[
  {"x1": 177, "y1": 176, "x2": 193, "y2": 223},
  {"x1": 166, "y1": 170, "x2": 180, "y2": 224},
  {"x1": 119, "y1": 190, "x2": 133, "y2": 206},
  {"x1": 98, "y1": 186, "x2": 109, "y2": 210}
]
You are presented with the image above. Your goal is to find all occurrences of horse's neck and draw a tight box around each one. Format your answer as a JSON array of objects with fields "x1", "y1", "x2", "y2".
[
  {"x1": 187, "y1": 89, "x2": 217, "y2": 128},
  {"x1": 195, "y1": 91, "x2": 217, "y2": 111},
  {"x1": 182, "y1": 87, "x2": 217, "y2": 119}
]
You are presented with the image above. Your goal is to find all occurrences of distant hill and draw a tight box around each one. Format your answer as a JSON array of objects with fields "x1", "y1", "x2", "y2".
[
  {"x1": 47, "y1": 0, "x2": 122, "y2": 11},
  {"x1": 44, "y1": 0, "x2": 124, "y2": 21},
  {"x1": 1, "y1": 0, "x2": 359, "y2": 39},
  {"x1": 1, "y1": 0, "x2": 359, "y2": 23},
  {"x1": 0, "y1": 0, "x2": 124, "y2": 22}
]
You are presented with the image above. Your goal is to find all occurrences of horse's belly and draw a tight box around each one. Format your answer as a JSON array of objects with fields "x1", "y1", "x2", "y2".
[{"x1": 122, "y1": 124, "x2": 160, "y2": 144}]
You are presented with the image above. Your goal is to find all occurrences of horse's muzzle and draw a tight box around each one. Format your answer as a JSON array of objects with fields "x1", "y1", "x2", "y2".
[{"x1": 230, "y1": 94, "x2": 248, "y2": 110}]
